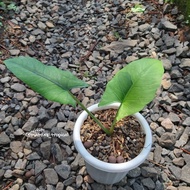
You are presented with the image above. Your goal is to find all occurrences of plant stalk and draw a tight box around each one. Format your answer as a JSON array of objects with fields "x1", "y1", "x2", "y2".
[
  {"x1": 69, "y1": 92, "x2": 111, "y2": 135},
  {"x1": 109, "y1": 104, "x2": 121, "y2": 134}
]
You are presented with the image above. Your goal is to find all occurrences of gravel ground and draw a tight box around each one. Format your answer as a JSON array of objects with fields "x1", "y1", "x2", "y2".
[{"x1": 0, "y1": 0, "x2": 190, "y2": 189}]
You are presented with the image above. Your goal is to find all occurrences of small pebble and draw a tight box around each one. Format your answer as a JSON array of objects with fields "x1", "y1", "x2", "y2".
[
  {"x1": 116, "y1": 156, "x2": 125, "y2": 163},
  {"x1": 108, "y1": 155, "x2": 116, "y2": 163},
  {"x1": 83, "y1": 141, "x2": 93, "y2": 148}
]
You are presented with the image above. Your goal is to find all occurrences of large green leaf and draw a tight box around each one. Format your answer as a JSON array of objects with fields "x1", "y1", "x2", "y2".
[
  {"x1": 99, "y1": 58, "x2": 164, "y2": 121},
  {"x1": 4, "y1": 56, "x2": 89, "y2": 106}
]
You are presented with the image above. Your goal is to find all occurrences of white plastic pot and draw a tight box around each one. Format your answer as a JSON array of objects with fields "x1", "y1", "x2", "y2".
[{"x1": 73, "y1": 103, "x2": 152, "y2": 185}]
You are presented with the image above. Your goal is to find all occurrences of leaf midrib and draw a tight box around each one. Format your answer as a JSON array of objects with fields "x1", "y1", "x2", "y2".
[{"x1": 15, "y1": 63, "x2": 75, "y2": 91}]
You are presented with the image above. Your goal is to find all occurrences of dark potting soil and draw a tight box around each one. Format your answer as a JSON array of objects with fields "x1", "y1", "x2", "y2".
[{"x1": 81, "y1": 109, "x2": 145, "y2": 163}]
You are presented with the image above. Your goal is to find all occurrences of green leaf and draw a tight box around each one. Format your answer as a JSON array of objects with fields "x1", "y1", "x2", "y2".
[
  {"x1": 7, "y1": 3, "x2": 17, "y2": 11},
  {"x1": 0, "y1": 2, "x2": 6, "y2": 9},
  {"x1": 131, "y1": 4, "x2": 145, "y2": 13},
  {"x1": 98, "y1": 72, "x2": 132, "y2": 105},
  {"x1": 99, "y1": 58, "x2": 164, "y2": 121},
  {"x1": 4, "y1": 56, "x2": 89, "y2": 106}
]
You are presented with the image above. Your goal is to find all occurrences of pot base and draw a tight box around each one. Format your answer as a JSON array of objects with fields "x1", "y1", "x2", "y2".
[{"x1": 85, "y1": 161, "x2": 128, "y2": 185}]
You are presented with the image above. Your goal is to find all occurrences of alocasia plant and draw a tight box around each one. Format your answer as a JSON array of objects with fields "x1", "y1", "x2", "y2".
[{"x1": 4, "y1": 56, "x2": 164, "y2": 135}]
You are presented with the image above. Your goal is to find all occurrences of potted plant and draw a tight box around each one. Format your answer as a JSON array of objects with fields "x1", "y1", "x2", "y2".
[{"x1": 4, "y1": 56, "x2": 164, "y2": 184}]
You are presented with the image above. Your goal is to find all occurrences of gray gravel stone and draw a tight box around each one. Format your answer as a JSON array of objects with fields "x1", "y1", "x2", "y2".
[
  {"x1": 44, "y1": 168, "x2": 59, "y2": 185},
  {"x1": 163, "y1": 35, "x2": 175, "y2": 47},
  {"x1": 173, "y1": 157, "x2": 185, "y2": 167},
  {"x1": 170, "y1": 69, "x2": 182, "y2": 79},
  {"x1": 156, "y1": 127, "x2": 165, "y2": 137},
  {"x1": 71, "y1": 154, "x2": 84, "y2": 170},
  {"x1": 4, "y1": 169, "x2": 13, "y2": 178},
  {"x1": 139, "y1": 23, "x2": 150, "y2": 32},
  {"x1": 161, "y1": 118, "x2": 174, "y2": 132},
  {"x1": 76, "y1": 175, "x2": 83, "y2": 188},
  {"x1": 40, "y1": 140, "x2": 51, "y2": 159},
  {"x1": 24, "y1": 183, "x2": 36, "y2": 190},
  {"x1": 153, "y1": 145, "x2": 162, "y2": 163},
  {"x1": 51, "y1": 143, "x2": 63, "y2": 163},
  {"x1": 65, "y1": 187, "x2": 75, "y2": 190},
  {"x1": 91, "y1": 183, "x2": 105, "y2": 190},
  {"x1": 0, "y1": 169, "x2": 5, "y2": 179},
  {"x1": 141, "y1": 177, "x2": 155, "y2": 190},
  {"x1": 168, "y1": 112, "x2": 181, "y2": 123},
  {"x1": 26, "y1": 152, "x2": 41, "y2": 160},
  {"x1": 173, "y1": 148, "x2": 183, "y2": 158},
  {"x1": 182, "y1": 117, "x2": 190, "y2": 126},
  {"x1": 180, "y1": 59, "x2": 190, "y2": 68},
  {"x1": 22, "y1": 117, "x2": 39, "y2": 132},
  {"x1": 28, "y1": 105, "x2": 39, "y2": 116},
  {"x1": 0, "y1": 76, "x2": 11, "y2": 83},
  {"x1": 38, "y1": 106, "x2": 49, "y2": 122},
  {"x1": 46, "y1": 184, "x2": 56, "y2": 190},
  {"x1": 15, "y1": 159, "x2": 27, "y2": 169},
  {"x1": 101, "y1": 40, "x2": 138, "y2": 54},
  {"x1": 127, "y1": 167, "x2": 141, "y2": 178},
  {"x1": 132, "y1": 182, "x2": 144, "y2": 190},
  {"x1": 32, "y1": 28, "x2": 45, "y2": 35},
  {"x1": 35, "y1": 160, "x2": 47, "y2": 175},
  {"x1": 11, "y1": 83, "x2": 26, "y2": 92},
  {"x1": 63, "y1": 176, "x2": 76, "y2": 186},
  {"x1": 181, "y1": 162, "x2": 190, "y2": 184},
  {"x1": 167, "y1": 186, "x2": 178, "y2": 190},
  {"x1": 51, "y1": 127, "x2": 72, "y2": 145},
  {"x1": 178, "y1": 187, "x2": 190, "y2": 190},
  {"x1": 168, "y1": 83, "x2": 184, "y2": 93},
  {"x1": 46, "y1": 21, "x2": 54, "y2": 28},
  {"x1": 159, "y1": 132, "x2": 176, "y2": 149},
  {"x1": 169, "y1": 164, "x2": 182, "y2": 179},
  {"x1": 175, "y1": 127, "x2": 190, "y2": 148},
  {"x1": 163, "y1": 48, "x2": 176, "y2": 54},
  {"x1": 14, "y1": 128, "x2": 24, "y2": 136},
  {"x1": 0, "y1": 132, "x2": 11, "y2": 145},
  {"x1": 10, "y1": 141, "x2": 23, "y2": 153},
  {"x1": 155, "y1": 180, "x2": 164, "y2": 190},
  {"x1": 55, "y1": 163, "x2": 71, "y2": 180},
  {"x1": 141, "y1": 167, "x2": 158, "y2": 178},
  {"x1": 84, "y1": 89, "x2": 95, "y2": 97},
  {"x1": 38, "y1": 21, "x2": 46, "y2": 30},
  {"x1": 156, "y1": 38, "x2": 164, "y2": 47},
  {"x1": 56, "y1": 182, "x2": 64, "y2": 190},
  {"x1": 29, "y1": 35, "x2": 36, "y2": 43},
  {"x1": 161, "y1": 19, "x2": 177, "y2": 31},
  {"x1": 9, "y1": 49, "x2": 20, "y2": 56},
  {"x1": 162, "y1": 59, "x2": 172, "y2": 70}
]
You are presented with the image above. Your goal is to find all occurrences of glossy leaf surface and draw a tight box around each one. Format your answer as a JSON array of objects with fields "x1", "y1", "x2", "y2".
[
  {"x1": 99, "y1": 58, "x2": 164, "y2": 121},
  {"x1": 5, "y1": 56, "x2": 89, "y2": 106}
]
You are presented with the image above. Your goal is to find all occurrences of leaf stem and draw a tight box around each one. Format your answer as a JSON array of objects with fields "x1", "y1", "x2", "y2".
[
  {"x1": 109, "y1": 104, "x2": 121, "y2": 134},
  {"x1": 69, "y1": 92, "x2": 111, "y2": 135}
]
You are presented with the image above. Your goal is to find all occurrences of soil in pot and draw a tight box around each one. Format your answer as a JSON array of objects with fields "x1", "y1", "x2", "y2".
[{"x1": 80, "y1": 109, "x2": 145, "y2": 163}]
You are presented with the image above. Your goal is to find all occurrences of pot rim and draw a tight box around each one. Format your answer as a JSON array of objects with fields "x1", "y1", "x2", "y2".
[{"x1": 73, "y1": 103, "x2": 152, "y2": 173}]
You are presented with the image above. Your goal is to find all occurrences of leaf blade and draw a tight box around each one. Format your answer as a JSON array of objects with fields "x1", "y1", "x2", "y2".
[
  {"x1": 98, "y1": 72, "x2": 132, "y2": 106},
  {"x1": 99, "y1": 58, "x2": 164, "y2": 121},
  {"x1": 4, "y1": 56, "x2": 89, "y2": 106}
]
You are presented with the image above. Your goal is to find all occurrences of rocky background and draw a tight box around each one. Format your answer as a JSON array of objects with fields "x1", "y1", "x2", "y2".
[{"x1": 0, "y1": 0, "x2": 190, "y2": 190}]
